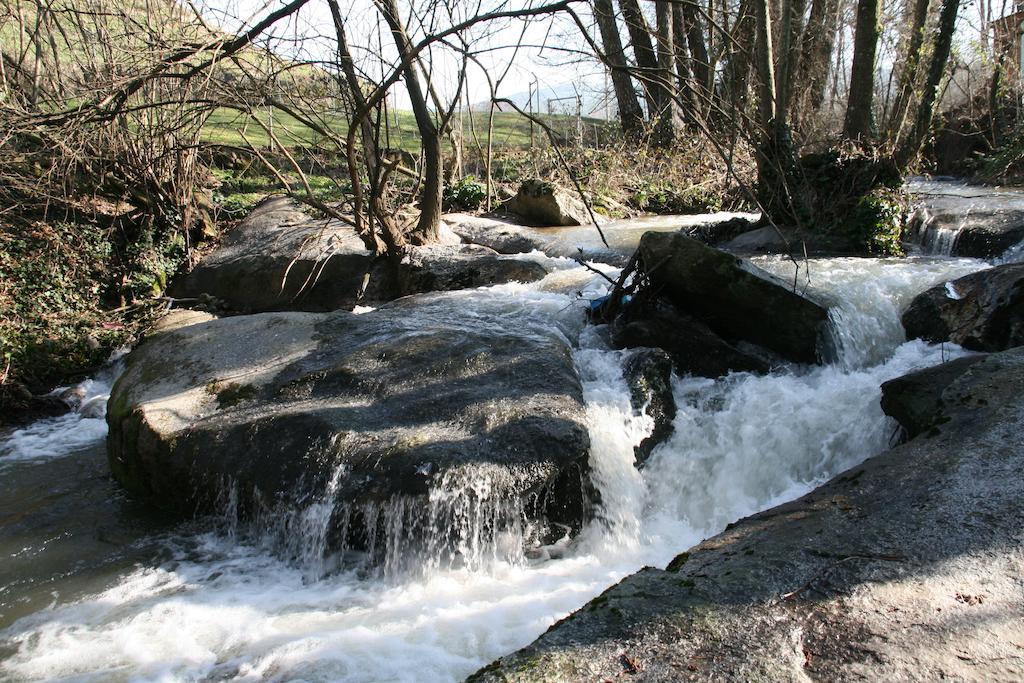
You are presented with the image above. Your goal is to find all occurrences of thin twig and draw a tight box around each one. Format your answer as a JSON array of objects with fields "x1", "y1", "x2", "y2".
[{"x1": 780, "y1": 554, "x2": 906, "y2": 602}]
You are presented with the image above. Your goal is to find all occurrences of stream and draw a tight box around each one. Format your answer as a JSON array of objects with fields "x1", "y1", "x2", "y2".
[{"x1": 0, "y1": 199, "x2": 1015, "y2": 681}]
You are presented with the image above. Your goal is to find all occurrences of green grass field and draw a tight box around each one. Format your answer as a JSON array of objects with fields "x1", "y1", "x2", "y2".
[
  {"x1": 201, "y1": 107, "x2": 606, "y2": 153},
  {"x1": 2, "y1": 0, "x2": 604, "y2": 156}
]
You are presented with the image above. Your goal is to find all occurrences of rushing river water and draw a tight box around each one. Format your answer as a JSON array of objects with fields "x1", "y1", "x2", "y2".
[{"x1": 0, "y1": 217, "x2": 1007, "y2": 681}]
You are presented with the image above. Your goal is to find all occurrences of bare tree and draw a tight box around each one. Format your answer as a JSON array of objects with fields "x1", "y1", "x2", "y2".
[
  {"x1": 672, "y1": 2, "x2": 701, "y2": 123},
  {"x1": 378, "y1": 0, "x2": 443, "y2": 245},
  {"x1": 792, "y1": 0, "x2": 841, "y2": 126},
  {"x1": 653, "y1": 0, "x2": 679, "y2": 145},
  {"x1": 844, "y1": 0, "x2": 881, "y2": 140},
  {"x1": 895, "y1": 0, "x2": 962, "y2": 167},
  {"x1": 680, "y1": 0, "x2": 712, "y2": 112},
  {"x1": 718, "y1": 0, "x2": 755, "y2": 122},
  {"x1": 887, "y1": 0, "x2": 931, "y2": 142},
  {"x1": 593, "y1": 0, "x2": 646, "y2": 136},
  {"x1": 619, "y1": 0, "x2": 660, "y2": 116}
]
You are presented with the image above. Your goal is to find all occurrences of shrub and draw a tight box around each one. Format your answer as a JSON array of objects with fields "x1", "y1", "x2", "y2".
[
  {"x1": 0, "y1": 216, "x2": 174, "y2": 420},
  {"x1": 843, "y1": 189, "x2": 907, "y2": 256},
  {"x1": 443, "y1": 175, "x2": 488, "y2": 211},
  {"x1": 630, "y1": 182, "x2": 723, "y2": 214}
]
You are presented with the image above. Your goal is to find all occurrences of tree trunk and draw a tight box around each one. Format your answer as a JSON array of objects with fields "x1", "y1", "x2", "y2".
[
  {"x1": 380, "y1": 0, "x2": 442, "y2": 244},
  {"x1": 753, "y1": 0, "x2": 778, "y2": 211},
  {"x1": 719, "y1": 0, "x2": 754, "y2": 118},
  {"x1": 680, "y1": 0, "x2": 711, "y2": 108},
  {"x1": 843, "y1": 0, "x2": 880, "y2": 141},
  {"x1": 753, "y1": 0, "x2": 802, "y2": 224},
  {"x1": 887, "y1": 0, "x2": 930, "y2": 143},
  {"x1": 775, "y1": 0, "x2": 795, "y2": 129},
  {"x1": 776, "y1": 0, "x2": 807, "y2": 119},
  {"x1": 619, "y1": 0, "x2": 659, "y2": 117},
  {"x1": 593, "y1": 0, "x2": 645, "y2": 137},
  {"x1": 672, "y1": 3, "x2": 700, "y2": 123},
  {"x1": 326, "y1": 0, "x2": 388, "y2": 254},
  {"x1": 895, "y1": 0, "x2": 961, "y2": 168},
  {"x1": 793, "y1": 0, "x2": 840, "y2": 121},
  {"x1": 653, "y1": 0, "x2": 678, "y2": 146},
  {"x1": 988, "y1": 51, "x2": 1005, "y2": 149},
  {"x1": 753, "y1": 0, "x2": 776, "y2": 134}
]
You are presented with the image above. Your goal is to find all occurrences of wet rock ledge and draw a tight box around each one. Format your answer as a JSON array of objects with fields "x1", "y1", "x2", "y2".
[
  {"x1": 106, "y1": 295, "x2": 591, "y2": 561},
  {"x1": 470, "y1": 347, "x2": 1024, "y2": 681}
]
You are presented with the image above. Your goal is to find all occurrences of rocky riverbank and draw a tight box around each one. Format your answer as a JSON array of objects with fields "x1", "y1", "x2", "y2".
[
  {"x1": 107, "y1": 203, "x2": 837, "y2": 562},
  {"x1": 5, "y1": 186, "x2": 1023, "y2": 680},
  {"x1": 85, "y1": 184, "x2": 1024, "y2": 678}
]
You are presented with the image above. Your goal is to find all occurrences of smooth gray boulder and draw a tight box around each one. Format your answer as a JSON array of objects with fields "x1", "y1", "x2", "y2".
[
  {"x1": 636, "y1": 231, "x2": 831, "y2": 364},
  {"x1": 169, "y1": 198, "x2": 548, "y2": 313},
  {"x1": 472, "y1": 348, "x2": 1024, "y2": 681},
  {"x1": 901, "y1": 263, "x2": 1024, "y2": 351},
  {"x1": 443, "y1": 213, "x2": 552, "y2": 255},
  {"x1": 720, "y1": 225, "x2": 862, "y2": 256},
  {"x1": 168, "y1": 197, "x2": 372, "y2": 312},
  {"x1": 719, "y1": 225, "x2": 789, "y2": 253},
  {"x1": 504, "y1": 179, "x2": 592, "y2": 227},
  {"x1": 880, "y1": 354, "x2": 987, "y2": 439},
  {"x1": 401, "y1": 244, "x2": 546, "y2": 293},
  {"x1": 106, "y1": 293, "x2": 591, "y2": 563}
]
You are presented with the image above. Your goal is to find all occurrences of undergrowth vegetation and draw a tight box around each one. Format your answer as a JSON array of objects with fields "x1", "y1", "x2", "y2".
[
  {"x1": 0, "y1": 217, "x2": 171, "y2": 418},
  {"x1": 975, "y1": 129, "x2": 1024, "y2": 183},
  {"x1": 846, "y1": 190, "x2": 907, "y2": 256}
]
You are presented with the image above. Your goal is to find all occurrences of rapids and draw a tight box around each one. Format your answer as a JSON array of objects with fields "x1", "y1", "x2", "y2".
[{"x1": 0, "y1": 222, "x2": 1010, "y2": 681}]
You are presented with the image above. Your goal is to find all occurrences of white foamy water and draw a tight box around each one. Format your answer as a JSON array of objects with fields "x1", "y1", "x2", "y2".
[
  {"x1": 0, "y1": 355, "x2": 124, "y2": 466},
  {"x1": 0, "y1": 252, "x2": 989, "y2": 682},
  {"x1": 754, "y1": 255, "x2": 986, "y2": 368}
]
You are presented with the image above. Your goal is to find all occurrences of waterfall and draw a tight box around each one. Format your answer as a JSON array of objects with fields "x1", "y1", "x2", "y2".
[
  {"x1": 912, "y1": 207, "x2": 963, "y2": 256},
  {"x1": 0, "y1": 249, "x2": 993, "y2": 683}
]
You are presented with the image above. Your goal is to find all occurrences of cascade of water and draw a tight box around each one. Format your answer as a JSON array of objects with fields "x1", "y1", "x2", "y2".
[
  {"x1": 240, "y1": 465, "x2": 536, "y2": 580},
  {"x1": 570, "y1": 328, "x2": 649, "y2": 555},
  {"x1": 916, "y1": 215, "x2": 963, "y2": 255},
  {"x1": 0, "y1": 251, "x2": 996, "y2": 683},
  {"x1": 0, "y1": 351, "x2": 125, "y2": 465},
  {"x1": 754, "y1": 256, "x2": 986, "y2": 368}
]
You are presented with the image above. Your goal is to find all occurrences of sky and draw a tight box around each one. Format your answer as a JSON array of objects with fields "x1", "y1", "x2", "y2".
[
  {"x1": 196, "y1": 0, "x2": 613, "y2": 113},
  {"x1": 193, "y1": 0, "x2": 1008, "y2": 118}
]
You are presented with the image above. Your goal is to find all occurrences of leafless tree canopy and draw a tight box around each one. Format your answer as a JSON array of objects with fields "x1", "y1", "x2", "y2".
[{"x1": 0, "y1": 0, "x2": 1005, "y2": 247}]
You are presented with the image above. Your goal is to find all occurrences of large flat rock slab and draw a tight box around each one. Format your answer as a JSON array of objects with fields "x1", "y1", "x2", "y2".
[
  {"x1": 170, "y1": 199, "x2": 548, "y2": 313},
  {"x1": 907, "y1": 178, "x2": 1024, "y2": 258},
  {"x1": 106, "y1": 293, "x2": 591, "y2": 564},
  {"x1": 472, "y1": 348, "x2": 1024, "y2": 681}
]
